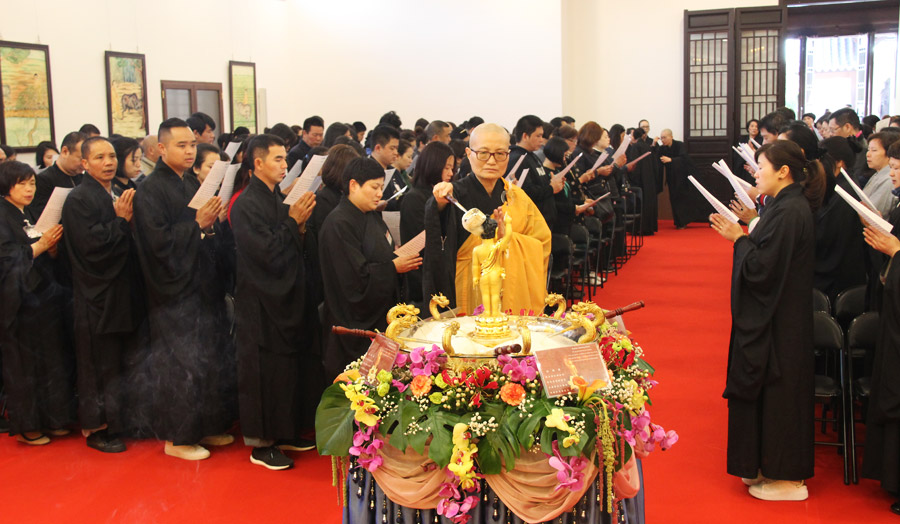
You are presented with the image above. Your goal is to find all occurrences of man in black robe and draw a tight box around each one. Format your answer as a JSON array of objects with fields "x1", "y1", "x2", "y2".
[
  {"x1": 507, "y1": 115, "x2": 560, "y2": 231},
  {"x1": 369, "y1": 125, "x2": 403, "y2": 210},
  {"x1": 28, "y1": 131, "x2": 86, "y2": 218},
  {"x1": 287, "y1": 115, "x2": 324, "y2": 170},
  {"x1": 132, "y1": 118, "x2": 233, "y2": 461},
  {"x1": 319, "y1": 158, "x2": 421, "y2": 380},
  {"x1": 626, "y1": 128, "x2": 658, "y2": 234},
  {"x1": 656, "y1": 129, "x2": 711, "y2": 229},
  {"x1": 231, "y1": 134, "x2": 319, "y2": 470},
  {"x1": 61, "y1": 137, "x2": 145, "y2": 453}
]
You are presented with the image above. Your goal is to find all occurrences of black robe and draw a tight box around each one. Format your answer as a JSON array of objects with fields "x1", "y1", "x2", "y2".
[
  {"x1": 400, "y1": 185, "x2": 430, "y2": 308},
  {"x1": 131, "y1": 159, "x2": 232, "y2": 445},
  {"x1": 27, "y1": 163, "x2": 83, "y2": 219},
  {"x1": 724, "y1": 183, "x2": 815, "y2": 480},
  {"x1": 657, "y1": 140, "x2": 711, "y2": 227},
  {"x1": 382, "y1": 169, "x2": 412, "y2": 212},
  {"x1": 422, "y1": 173, "x2": 504, "y2": 310},
  {"x1": 61, "y1": 175, "x2": 145, "y2": 433},
  {"x1": 231, "y1": 176, "x2": 323, "y2": 440},
  {"x1": 862, "y1": 204, "x2": 900, "y2": 492},
  {"x1": 508, "y1": 146, "x2": 556, "y2": 230},
  {"x1": 112, "y1": 177, "x2": 138, "y2": 197},
  {"x1": 813, "y1": 178, "x2": 867, "y2": 303},
  {"x1": 0, "y1": 199, "x2": 75, "y2": 435},
  {"x1": 287, "y1": 140, "x2": 312, "y2": 171},
  {"x1": 625, "y1": 141, "x2": 658, "y2": 234},
  {"x1": 319, "y1": 197, "x2": 399, "y2": 380}
]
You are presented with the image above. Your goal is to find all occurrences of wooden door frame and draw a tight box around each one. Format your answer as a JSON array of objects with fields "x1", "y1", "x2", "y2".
[{"x1": 160, "y1": 80, "x2": 224, "y2": 126}]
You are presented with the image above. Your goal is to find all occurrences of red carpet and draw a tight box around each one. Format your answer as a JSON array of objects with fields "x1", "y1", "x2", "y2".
[{"x1": 0, "y1": 221, "x2": 893, "y2": 522}]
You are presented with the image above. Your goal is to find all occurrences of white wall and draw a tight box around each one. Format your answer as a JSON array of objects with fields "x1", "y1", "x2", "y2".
[
  {"x1": 560, "y1": 0, "x2": 778, "y2": 141},
  {"x1": 0, "y1": 0, "x2": 563, "y2": 144}
]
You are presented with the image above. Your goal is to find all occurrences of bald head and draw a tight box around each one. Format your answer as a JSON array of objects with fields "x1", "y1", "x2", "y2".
[
  {"x1": 660, "y1": 129, "x2": 673, "y2": 146},
  {"x1": 469, "y1": 123, "x2": 510, "y2": 150},
  {"x1": 141, "y1": 135, "x2": 159, "y2": 162},
  {"x1": 467, "y1": 123, "x2": 511, "y2": 180}
]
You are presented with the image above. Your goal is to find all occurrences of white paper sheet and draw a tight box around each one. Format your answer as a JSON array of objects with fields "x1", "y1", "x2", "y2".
[
  {"x1": 554, "y1": 152, "x2": 583, "y2": 181},
  {"x1": 224, "y1": 141, "x2": 241, "y2": 159},
  {"x1": 34, "y1": 187, "x2": 72, "y2": 234},
  {"x1": 507, "y1": 155, "x2": 526, "y2": 178},
  {"x1": 712, "y1": 160, "x2": 755, "y2": 209},
  {"x1": 750, "y1": 137, "x2": 761, "y2": 149},
  {"x1": 188, "y1": 160, "x2": 229, "y2": 209},
  {"x1": 385, "y1": 184, "x2": 408, "y2": 202},
  {"x1": 612, "y1": 135, "x2": 633, "y2": 161},
  {"x1": 283, "y1": 155, "x2": 327, "y2": 205},
  {"x1": 733, "y1": 145, "x2": 759, "y2": 172},
  {"x1": 835, "y1": 185, "x2": 894, "y2": 236},
  {"x1": 840, "y1": 168, "x2": 878, "y2": 210},
  {"x1": 626, "y1": 151, "x2": 651, "y2": 169},
  {"x1": 688, "y1": 175, "x2": 739, "y2": 223},
  {"x1": 216, "y1": 164, "x2": 242, "y2": 219},
  {"x1": 394, "y1": 230, "x2": 426, "y2": 257},
  {"x1": 589, "y1": 151, "x2": 610, "y2": 173},
  {"x1": 515, "y1": 168, "x2": 530, "y2": 188},
  {"x1": 279, "y1": 158, "x2": 305, "y2": 191},
  {"x1": 382, "y1": 211, "x2": 401, "y2": 248}
]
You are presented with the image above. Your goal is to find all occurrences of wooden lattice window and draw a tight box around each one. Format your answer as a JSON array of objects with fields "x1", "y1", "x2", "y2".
[{"x1": 688, "y1": 31, "x2": 730, "y2": 138}]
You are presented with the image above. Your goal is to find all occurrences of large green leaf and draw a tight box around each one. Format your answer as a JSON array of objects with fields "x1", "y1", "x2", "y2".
[
  {"x1": 425, "y1": 409, "x2": 460, "y2": 468},
  {"x1": 315, "y1": 383, "x2": 356, "y2": 456},
  {"x1": 516, "y1": 398, "x2": 551, "y2": 447}
]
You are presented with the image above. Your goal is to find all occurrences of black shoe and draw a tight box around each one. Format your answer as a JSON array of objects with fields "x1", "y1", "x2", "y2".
[
  {"x1": 86, "y1": 430, "x2": 126, "y2": 453},
  {"x1": 277, "y1": 438, "x2": 316, "y2": 452},
  {"x1": 251, "y1": 446, "x2": 294, "y2": 470},
  {"x1": 0, "y1": 418, "x2": 9, "y2": 434},
  {"x1": 891, "y1": 501, "x2": 900, "y2": 515},
  {"x1": 676, "y1": 225, "x2": 687, "y2": 230}
]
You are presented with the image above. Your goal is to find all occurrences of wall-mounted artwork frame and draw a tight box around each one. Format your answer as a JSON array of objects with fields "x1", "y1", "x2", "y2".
[
  {"x1": 105, "y1": 51, "x2": 149, "y2": 138},
  {"x1": 228, "y1": 61, "x2": 257, "y2": 133},
  {"x1": 0, "y1": 41, "x2": 55, "y2": 151}
]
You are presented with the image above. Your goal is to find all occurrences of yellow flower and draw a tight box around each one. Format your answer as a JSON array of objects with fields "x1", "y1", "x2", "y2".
[
  {"x1": 570, "y1": 376, "x2": 607, "y2": 403},
  {"x1": 341, "y1": 383, "x2": 380, "y2": 426},
  {"x1": 562, "y1": 433, "x2": 581, "y2": 448},
  {"x1": 334, "y1": 369, "x2": 361, "y2": 384},
  {"x1": 452, "y1": 423, "x2": 470, "y2": 447},
  {"x1": 545, "y1": 408, "x2": 573, "y2": 433}
]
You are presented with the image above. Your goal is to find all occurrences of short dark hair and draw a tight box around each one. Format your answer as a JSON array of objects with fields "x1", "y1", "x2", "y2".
[
  {"x1": 158, "y1": 118, "x2": 190, "y2": 141},
  {"x1": 111, "y1": 136, "x2": 142, "y2": 179},
  {"x1": 35, "y1": 141, "x2": 59, "y2": 168},
  {"x1": 632, "y1": 127, "x2": 646, "y2": 140},
  {"x1": 321, "y1": 144, "x2": 360, "y2": 190},
  {"x1": 775, "y1": 106, "x2": 796, "y2": 121},
  {"x1": 549, "y1": 117, "x2": 564, "y2": 129},
  {"x1": 868, "y1": 130, "x2": 900, "y2": 155},
  {"x1": 303, "y1": 116, "x2": 324, "y2": 132},
  {"x1": 888, "y1": 140, "x2": 900, "y2": 160},
  {"x1": 0, "y1": 160, "x2": 35, "y2": 195},
  {"x1": 778, "y1": 123, "x2": 819, "y2": 161},
  {"x1": 412, "y1": 142, "x2": 454, "y2": 189},
  {"x1": 379, "y1": 111, "x2": 402, "y2": 129},
  {"x1": 193, "y1": 143, "x2": 222, "y2": 173},
  {"x1": 829, "y1": 108, "x2": 861, "y2": 130},
  {"x1": 863, "y1": 114, "x2": 881, "y2": 129},
  {"x1": 342, "y1": 157, "x2": 385, "y2": 195},
  {"x1": 371, "y1": 125, "x2": 400, "y2": 149},
  {"x1": 467, "y1": 117, "x2": 484, "y2": 130},
  {"x1": 81, "y1": 136, "x2": 111, "y2": 158},
  {"x1": 425, "y1": 120, "x2": 449, "y2": 141},
  {"x1": 397, "y1": 139, "x2": 413, "y2": 157},
  {"x1": 79, "y1": 123, "x2": 101, "y2": 136},
  {"x1": 247, "y1": 134, "x2": 285, "y2": 169},
  {"x1": 514, "y1": 115, "x2": 543, "y2": 141},
  {"x1": 61, "y1": 131, "x2": 87, "y2": 153},
  {"x1": 268, "y1": 123, "x2": 297, "y2": 149},
  {"x1": 333, "y1": 135, "x2": 366, "y2": 156},
  {"x1": 552, "y1": 124, "x2": 577, "y2": 141},
  {"x1": 0, "y1": 144, "x2": 14, "y2": 159},
  {"x1": 821, "y1": 136, "x2": 855, "y2": 168},
  {"x1": 324, "y1": 122, "x2": 350, "y2": 148},
  {"x1": 759, "y1": 112, "x2": 786, "y2": 135},
  {"x1": 353, "y1": 121, "x2": 366, "y2": 133},
  {"x1": 233, "y1": 126, "x2": 250, "y2": 136},
  {"x1": 414, "y1": 118, "x2": 429, "y2": 131},
  {"x1": 189, "y1": 112, "x2": 216, "y2": 132},
  {"x1": 746, "y1": 118, "x2": 759, "y2": 130},
  {"x1": 543, "y1": 137, "x2": 569, "y2": 166},
  {"x1": 802, "y1": 113, "x2": 816, "y2": 121}
]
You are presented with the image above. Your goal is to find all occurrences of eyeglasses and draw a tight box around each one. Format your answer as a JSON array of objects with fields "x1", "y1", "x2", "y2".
[{"x1": 471, "y1": 150, "x2": 510, "y2": 162}]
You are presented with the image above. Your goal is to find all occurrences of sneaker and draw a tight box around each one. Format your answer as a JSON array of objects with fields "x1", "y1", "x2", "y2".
[
  {"x1": 164, "y1": 441, "x2": 210, "y2": 461},
  {"x1": 277, "y1": 438, "x2": 317, "y2": 452},
  {"x1": 200, "y1": 434, "x2": 235, "y2": 446},
  {"x1": 748, "y1": 479, "x2": 808, "y2": 501},
  {"x1": 742, "y1": 471, "x2": 765, "y2": 486},
  {"x1": 251, "y1": 446, "x2": 294, "y2": 470},
  {"x1": 86, "y1": 430, "x2": 126, "y2": 453}
]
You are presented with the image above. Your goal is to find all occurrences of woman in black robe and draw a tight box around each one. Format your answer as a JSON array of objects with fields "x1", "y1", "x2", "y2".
[
  {"x1": 861, "y1": 143, "x2": 900, "y2": 514},
  {"x1": 400, "y1": 141, "x2": 454, "y2": 308},
  {"x1": 319, "y1": 158, "x2": 421, "y2": 380},
  {"x1": 710, "y1": 140, "x2": 826, "y2": 501},
  {"x1": 0, "y1": 161, "x2": 75, "y2": 444}
]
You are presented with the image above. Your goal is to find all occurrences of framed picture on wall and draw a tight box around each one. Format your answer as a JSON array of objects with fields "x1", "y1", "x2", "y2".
[
  {"x1": 105, "y1": 51, "x2": 148, "y2": 138},
  {"x1": 228, "y1": 61, "x2": 257, "y2": 133},
  {"x1": 0, "y1": 41, "x2": 55, "y2": 151}
]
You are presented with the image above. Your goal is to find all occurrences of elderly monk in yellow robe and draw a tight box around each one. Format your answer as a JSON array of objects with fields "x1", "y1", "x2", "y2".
[{"x1": 422, "y1": 123, "x2": 551, "y2": 314}]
